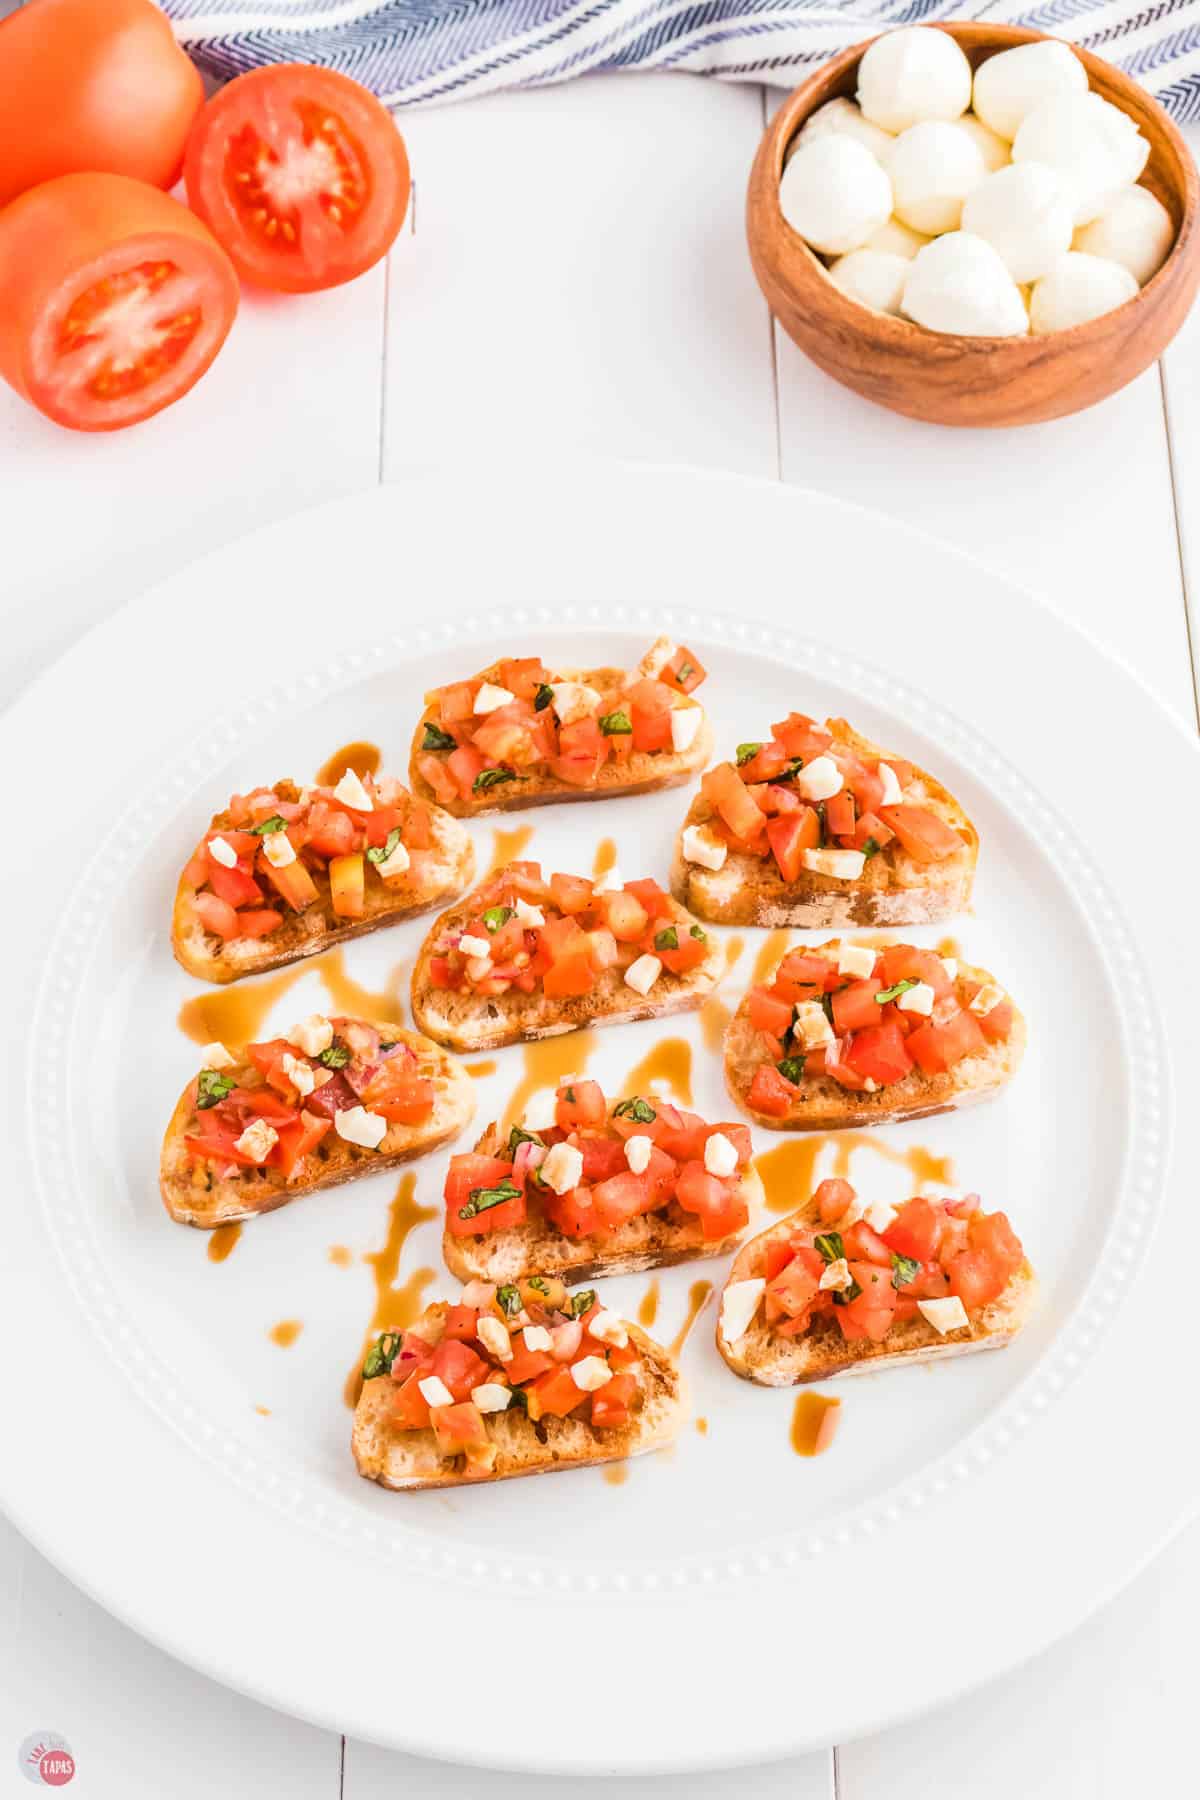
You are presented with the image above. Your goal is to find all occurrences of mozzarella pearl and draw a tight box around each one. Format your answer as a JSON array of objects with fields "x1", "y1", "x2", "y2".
[
  {"x1": 1013, "y1": 93, "x2": 1149, "y2": 225},
  {"x1": 796, "y1": 96, "x2": 895, "y2": 166},
  {"x1": 863, "y1": 216, "x2": 929, "y2": 260},
  {"x1": 1029, "y1": 251, "x2": 1138, "y2": 332},
  {"x1": 1073, "y1": 184, "x2": 1174, "y2": 285},
  {"x1": 972, "y1": 40, "x2": 1087, "y2": 141},
  {"x1": 902, "y1": 231, "x2": 1029, "y2": 336},
  {"x1": 857, "y1": 26, "x2": 972, "y2": 133},
  {"x1": 829, "y1": 248, "x2": 909, "y2": 316},
  {"x1": 889, "y1": 121, "x2": 987, "y2": 235},
  {"x1": 954, "y1": 114, "x2": 1011, "y2": 173},
  {"x1": 780, "y1": 135, "x2": 893, "y2": 255},
  {"x1": 961, "y1": 161, "x2": 1074, "y2": 282}
]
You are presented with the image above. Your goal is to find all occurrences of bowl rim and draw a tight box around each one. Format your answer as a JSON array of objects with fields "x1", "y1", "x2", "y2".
[{"x1": 754, "y1": 20, "x2": 1200, "y2": 351}]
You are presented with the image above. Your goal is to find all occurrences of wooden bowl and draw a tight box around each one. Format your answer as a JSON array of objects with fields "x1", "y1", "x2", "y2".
[{"x1": 747, "y1": 23, "x2": 1200, "y2": 426}]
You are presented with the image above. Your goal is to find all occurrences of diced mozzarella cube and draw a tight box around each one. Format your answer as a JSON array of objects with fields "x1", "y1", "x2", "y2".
[
  {"x1": 897, "y1": 981, "x2": 935, "y2": 1016},
  {"x1": 819, "y1": 1256, "x2": 854, "y2": 1292},
  {"x1": 376, "y1": 838, "x2": 411, "y2": 879},
  {"x1": 548, "y1": 681, "x2": 602, "y2": 726},
  {"x1": 681, "y1": 824, "x2": 727, "y2": 872},
  {"x1": 589, "y1": 1310, "x2": 629, "y2": 1349},
  {"x1": 794, "y1": 1000, "x2": 834, "y2": 1049},
  {"x1": 794, "y1": 755, "x2": 844, "y2": 802},
  {"x1": 458, "y1": 932, "x2": 491, "y2": 960},
  {"x1": 201, "y1": 1041, "x2": 236, "y2": 1071},
  {"x1": 208, "y1": 834, "x2": 238, "y2": 868},
  {"x1": 594, "y1": 863, "x2": 623, "y2": 894},
  {"x1": 262, "y1": 829, "x2": 297, "y2": 869},
  {"x1": 670, "y1": 706, "x2": 702, "y2": 753},
  {"x1": 624, "y1": 1134, "x2": 653, "y2": 1175},
  {"x1": 703, "y1": 1131, "x2": 739, "y2": 1177},
  {"x1": 287, "y1": 1014, "x2": 333, "y2": 1057},
  {"x1": 969, "y1": 981, "x2": 1005, "y2": 1016},
  {"x1": 280, "y1": 1052, "x2": 316, "y2": 1098},
  {"x1": 335, "y1": 1105, "x2": 388, "y2": 1150},
  {"x1": 521, "y1": 1089, "x2": 559, "y2": 1133},
  {"x1": 878, "y1": 761, "x2": 903, "y2": 805},
  {"x1": 465, "y1": 957, "x2": 492, "y2": 983},
  {"x1": 515, "y1": 897, "x2": 544, "y2": 927},
  {"x1": 837, "y1": 943, "x2": 878, "y2": 979},
  {"x1": 522, "y1": 1326, "x2": 553, "y2": 1353},
  {"x1": 918, "y1": 1296, "x2": 970, "y2": 1334},
  {"x1": 637, "y1": 637, "x2": 677, "y2": 679},
  {"x1": 418, "y1": 1375, "x2": 455, "y2": 1408},
  {"x1": 801, "y1": 847, "x2": 867, "y2": 881},
  {"x1": 862, "y1": 1077, "x2": 879, "y2": 1093},
  {"x1": 940, "y1": 957, "x2": 958, "y2": 981},
  {"x1": 475, "y1": 1315, "x2": 513, "y2": 1362},
  {"x1": 234, "y1": 1118, "x2": 278, "y2": 1163},
  {"x1": 333, "y1": 769, "x2": 373, "y2": 811},
  {"x1": 461, "y1": 1280, "x2": 497, "y2": 1309},
  {"x1": 624, "y1": 954, "x2": 662, "y2": 997},
  {"x1": 541, "y1": 1142, "x2": 584, "y2": 1195},
  {"x1": 570, "y1": 1355, "x2": 613, "y2": 1392},
  {"x1": 720, "y1": 1278, "x2": 765, "y2": 1342},
  {"x1": 864, "y1": 1199, "x2": 898, "y2": 1233},
  {"x1": 472, "y1": 1382, "x2": 512, "y2": 1413},
  {"x1": 473, "y1": 682, "x2": 515, "y2": 715}
]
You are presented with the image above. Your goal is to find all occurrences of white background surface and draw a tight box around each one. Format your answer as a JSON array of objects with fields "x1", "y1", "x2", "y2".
[{"x1": 1, "y1": 34, "x2": 1199, "y2": 1798}]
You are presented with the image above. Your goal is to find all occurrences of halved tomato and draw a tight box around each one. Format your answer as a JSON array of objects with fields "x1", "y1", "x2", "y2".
[
  {"x1": 0, "y1": 172, "x2": 238, "y2": 432},
  {"x1": 184, "y1": 65, "x2": 410, "y2": 293}
]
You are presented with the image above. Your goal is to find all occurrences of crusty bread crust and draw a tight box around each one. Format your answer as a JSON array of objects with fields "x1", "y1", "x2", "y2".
[
  {"x1": 725, "y1": 942, "x2": 1025, "y2": 1131},
  {"x1": 408, "y1": 654, "x2": 712, "y2": 819},
  {"x1": 716, "y1": 1202, "x2": 1037, "y2": 1386},
  {"x1": 352, "y1": 1307, "x2": 684, "y2": 1490},
  {"x1": 172, "y1": 781, "x2": 475, "y2": 985},
  {"x1": 671, "y1": 719, "x2": 977, "y2": 928},
  {"x1": 443, "y1": 1120, "x2": 765, "y2": 1283},
  {"x1": 160, "y1": 1022, "x2": 475, "y2": 1228},
  {"x1": 410, "y1": 886, "x2": 723, "y2": 1053}
]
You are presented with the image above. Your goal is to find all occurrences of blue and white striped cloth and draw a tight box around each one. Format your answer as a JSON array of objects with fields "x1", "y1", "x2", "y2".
[{"x1": 162, "y1": 0, "x2": 1200, "y2": 120}]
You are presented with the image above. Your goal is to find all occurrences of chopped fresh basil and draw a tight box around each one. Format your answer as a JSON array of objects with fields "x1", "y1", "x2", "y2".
[
  {"x1": 483, "y1": 905, "x2": 514, "y2": 933},
  {"x1": 832, "y1": 1278, "x2": 863, "y2": 1307},
  {"x1": 862, "y1": 836, "x2": 881, "y2": 860},
  {"x1": 534, "y1": 683, "x2": 554, "y2": 712},
  {"x1": 562, "y1": 1086, "x2": 575, "y2": 1104},
  {"x1": 496, "y1": 1284, "x2": 522, "y2": 1318},
  {"x1": 318, "y1": 1040, "x2": 351, "y2": 1070},
  {"x1": 676, "y1": 661, "x2": 695, "y2": 685},
  {"x1": 814, "y1": 1231, "x2": 845, "y2": 1264},
  {"x1": 472, "y1": 769, "x2": 522, "y2": 794},
  {"x1": 599, "y1": 710, "x2": 632, "y2": 736},
  {"x1": 891, "y1": 1253, "x2": 921, "y2": 1291},
  {"x1": 654, "y1": 926, "x2": 679, "y2": 952},
  {"x1": 875, "y1": 978, "x2": 917, "y2": 1005},
  {"x1": 821, "y1": 991, "x2": 835, "y2": 1026},
  {"x1": 613, "y1": 1095, "x2": 656, "y2": 1124},
  {"x1": 507, "y1": 1384, "x2": 529, "y2": 1411},
  {"x1": 196, "y1": 1069, "x2": 235, "y2": 1110},
  {"x1": 421, "y1": 721, "x2": 457, "y2": 752},
  {"x1": 366, "y1": 827, "x2": 402, "y2": 865},
  {"x1": 362, "y1": 1331, "x2": 403, "y2": 1380},
  {"x1": 526, "y1": 1276, "x2": 548, "y2": 1293},
  {"x1": 736, "y1": 742, "x2": 763, "y2": 766},
  {"x1": 250, "y1": 814, "x2": 287, "y2": 836},
  {"x1": 569, "y1": 1289, "x2": 597, "y2": 1318},
  {"x1": 781, "y1": 757, "x2": 805, "y2": 781},
  {"x1": 458, "y1": 1178, "x2": 521, "y2": 1221},
  {"x1": 505, "y1": 1124, "x2": 544, "y2": 1159},
  {"x1": 776, "y1": 1056, "x2": 805, "y2": 1085},
  {"x1": 689, "y1": 924, "x2": 707, "y2": 942}
]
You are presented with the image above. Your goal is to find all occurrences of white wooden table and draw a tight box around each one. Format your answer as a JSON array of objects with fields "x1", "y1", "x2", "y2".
[{"x1": 1, "y1": 63, "x2": 1198, "y2": 1799}]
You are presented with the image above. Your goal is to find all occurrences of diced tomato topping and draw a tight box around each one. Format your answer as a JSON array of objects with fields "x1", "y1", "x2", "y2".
[
  {"x1": 442, "y1": 1305, "x2": 479, "y2": 1342},
  {"x1": 748, "y1": 1063, "x2": 798, "y2": 1118},
  {"x1": 815, "y1": 1177, "x2": 855, "y2": 1224},
  {"x1": 555, "y1": 1079, "x2": 606, "y2": 1131},
  {"x1": 526, "y1": 1365, "x2": 587, "y2": 1421},
  {"x1": 702, "y1": 762, "x2": 764, "y2": 845},
  {"x1": 272, "y1": 1109, "x2": 331, "y2": 1178},
  {"x1": 878, "y1": 805, "x2": 963, "y2": 863},
  {"x1": 906, "y1": 1008, "x2": 986, "y2": 1076},
  {"x1": 430, "y1": 1338, "x2": 491, "y2": 1402},
  {"x1": 674, "y1": 1161, "x2": 748, "y2": 1240},
  {"x1": 590, "y1": 1371, "x2": 637, "y2": 1430},
  {"x1": 391, "y1": 1373, "x2": 432, "y2": 1431},
  {"x1": 766, "y1": 808, "x2": 820, "y2": 882},
  {"x1": 845, "y1": 1020, "x2": 914, "y2": 1087},
  {"x1": 831, "y1": 978, "x2": 883, "y2": 1035},
  {"x1": 748, "y1": 986, "x2": 794, "y2": 1041}
]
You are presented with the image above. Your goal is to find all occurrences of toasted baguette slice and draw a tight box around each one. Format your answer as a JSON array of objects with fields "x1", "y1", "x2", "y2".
[
  {"x1": 717, "y1": 1201, "x2": 1037, "y2": 1386},
  {"x1": 172, "y1": 778, "x2": 474, "y2": 985},
  {"x1": 353, "y1": 1301, "x2": 684, "y2": 1490},
  {"x1": 726, "y1": 940, "x2": 1025, "y2": 1131},
  {"x1": 411, "y1": 881, "x2": 722, "y2": 1053},
  {"x1": 160, "y1": 1021, "x2": 475, "y2": 1228},
  {"x1": 409, "y1": 637, "x2": 713, "y2": 818},
  {"x1": 672, "y1": 718, "x2": 976, "y2": 928},
  {"x1": 444, "y1": 1118, "x2": 765, "y2": 1285}
]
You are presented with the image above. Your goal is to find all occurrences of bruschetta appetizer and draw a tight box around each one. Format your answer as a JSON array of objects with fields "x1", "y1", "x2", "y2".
[
  {"x1": 410, "y1": 859, "x2": 722, "y2": 1052},
  {"x1": 353, "y1": 1290, "x2": 684, "y2": 1489},
  {"x1": 671, "y1": 714, "x2": 976, "y2": 928},
  {"x1": 728, "y1": 939, "x2": 1024, "y2": 1131},
  {"x1": 409, "y1": 637, "x2": 712, "y2": 817},
  {"x1": 161, "y1": 1015, "x2": 474, "y2": 1227},
  {"x1": 173, "y1": 769, "x2": 474, "y2": 984},
  {"x1": 716, "y1": 1177, "x2": 1035, "y2": 1384},
  {"x1": 443, "y1": 1078, "x2": 763, "y2": 1285}
]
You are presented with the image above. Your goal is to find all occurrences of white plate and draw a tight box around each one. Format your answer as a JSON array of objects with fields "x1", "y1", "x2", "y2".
[{"x1": 2, "y1": 468, "x2": 1197, "y2": 1775}]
